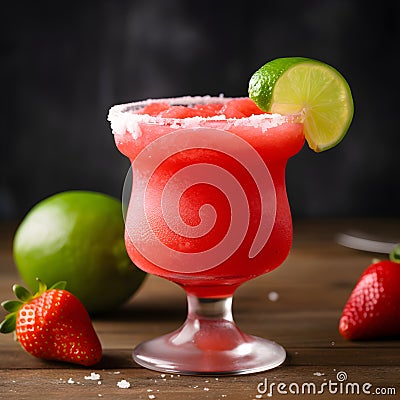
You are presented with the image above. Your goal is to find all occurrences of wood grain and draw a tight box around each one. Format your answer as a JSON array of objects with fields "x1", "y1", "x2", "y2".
[{"x1": 1, "y1": 218, "x2": 399, "y2": 399}]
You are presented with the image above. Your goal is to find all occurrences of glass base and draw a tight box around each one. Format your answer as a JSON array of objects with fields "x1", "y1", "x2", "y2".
[
  {"x1": 133, "y1": 332, "x2": 285, "y2": 375},
  {"x1": 132, "y1": 295, "x2": 286, "y2": 375}
]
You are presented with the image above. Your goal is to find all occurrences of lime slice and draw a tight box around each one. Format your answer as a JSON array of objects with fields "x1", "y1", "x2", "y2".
[{"x1": 248, "y1": 57, "x2": 354, "y2": 152}]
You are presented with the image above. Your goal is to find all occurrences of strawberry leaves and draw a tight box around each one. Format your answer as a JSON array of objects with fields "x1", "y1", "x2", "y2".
[
  {"x1": 0, "y1": 299, "x2": 23, "y2": 333},
  {"x1": 389, "y1": 244, "x2": 400, "y2": 262},
  {"x1": 2, "y1": 300, "x2": 23, "y2": 312},
  {"x1": 0, "y1": 311, "x2": 17, "y2": 334},
  {"x1": 0, "y1": 285, "x2": 30, "y2": 334},
  {"x1": 48, "y1": 281, "x2": 67, "y2": 290}
]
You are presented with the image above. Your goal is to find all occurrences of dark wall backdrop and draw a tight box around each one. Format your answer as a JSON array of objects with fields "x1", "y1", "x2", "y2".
[{"x1": 1, "y1": 0, "x2": 399, "y2": 220}]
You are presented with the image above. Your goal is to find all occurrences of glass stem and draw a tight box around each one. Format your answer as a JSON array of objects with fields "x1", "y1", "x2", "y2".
[
  {"x1": 187, "y1": 295, "x2": 234, "y2": 322},
  {"x1": 173, "y1": 295, "x2": 246, "y2": 351}
]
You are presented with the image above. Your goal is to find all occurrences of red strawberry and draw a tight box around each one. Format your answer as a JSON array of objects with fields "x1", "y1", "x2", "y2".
[
  {"x1": 0, "y1": 280, "x2": 102, "y2": 366},
  {"x1": 339, "y1": 246, "x2": 400, "y2": 340}
]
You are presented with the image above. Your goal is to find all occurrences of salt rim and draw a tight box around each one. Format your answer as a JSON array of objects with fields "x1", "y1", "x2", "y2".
[{"x1": 107, "y1": 95, "x2": 302, "y2": 140}]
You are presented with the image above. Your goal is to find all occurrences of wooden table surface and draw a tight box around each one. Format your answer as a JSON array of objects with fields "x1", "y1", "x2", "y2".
[{"x1": 1, "y1": 219, "x2": 399, "y2": 399}]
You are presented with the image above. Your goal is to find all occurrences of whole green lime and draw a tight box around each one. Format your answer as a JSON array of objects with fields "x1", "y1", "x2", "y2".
[{"x1": 13, "y1": 191, "x2": 146, "y2": 314}]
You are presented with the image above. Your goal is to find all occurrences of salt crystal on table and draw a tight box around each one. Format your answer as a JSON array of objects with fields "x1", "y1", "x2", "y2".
[
  {"x1": 85, "y1": 372, "x2": 101, "y2": 380},
  {"x1": 117, "y1": 379, "x2": 131, "y2": 389},
  {"x1": 268, "y1": 291, "x2": 279, "y2": 301}
]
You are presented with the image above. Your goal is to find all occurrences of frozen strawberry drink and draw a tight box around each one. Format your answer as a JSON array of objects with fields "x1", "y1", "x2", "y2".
[{"x1": 108, "y1": 95, "x2": 304, "y2": 374}]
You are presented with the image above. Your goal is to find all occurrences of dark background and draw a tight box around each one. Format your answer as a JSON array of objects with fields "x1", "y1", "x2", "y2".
[{"x1": 1, "y1": 0, "x2": 399, "y2": 221}]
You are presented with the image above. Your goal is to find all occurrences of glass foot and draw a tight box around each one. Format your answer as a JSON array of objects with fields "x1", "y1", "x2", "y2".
[
  {"x1": 133, "y1": 332, "x2": 285, "y2": 375},
  {"x1": 133, "y1": 295, "x2": 286, "y2": 375}
]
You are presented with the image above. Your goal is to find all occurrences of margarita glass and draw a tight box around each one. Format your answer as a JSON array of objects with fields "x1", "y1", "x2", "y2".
[{"x1": 107, "y1": 96, "x2": 304, "y2": 374}]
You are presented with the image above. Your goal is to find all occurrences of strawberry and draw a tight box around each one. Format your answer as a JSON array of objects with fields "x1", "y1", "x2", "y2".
[
  {"x1": 339, "y1": 245, "x2": 400, "y2": 340},
  {"x1": 0, "y1": 280, "x2": 102, "y2": 366}
]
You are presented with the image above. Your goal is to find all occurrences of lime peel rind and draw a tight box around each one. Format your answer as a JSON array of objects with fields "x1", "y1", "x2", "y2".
[{"x1": 249, "y1": 57, "x2": 311, "y2": 111}]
